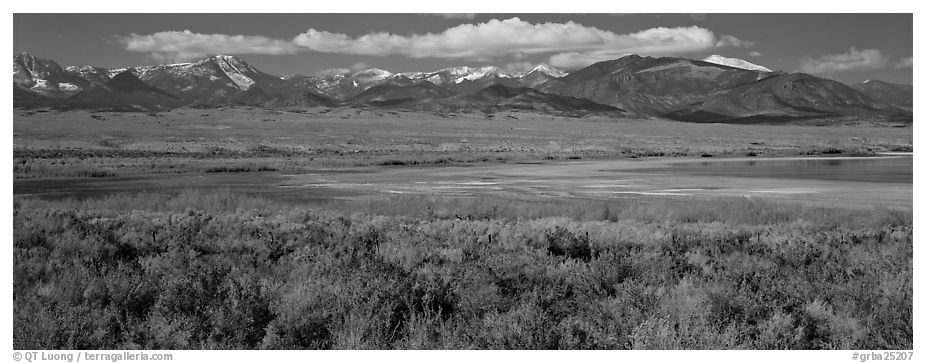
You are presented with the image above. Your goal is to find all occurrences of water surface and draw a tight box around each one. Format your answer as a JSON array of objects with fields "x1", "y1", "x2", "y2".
[
  {"x1": 648, "y1": 157, "x2": 912, "y2": 183},
  {"x1": 14, "y1": 156, "x2": 913, "y2": 209}
]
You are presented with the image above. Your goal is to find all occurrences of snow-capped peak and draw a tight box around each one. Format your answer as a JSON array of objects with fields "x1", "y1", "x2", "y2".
[
  {"x1": 398, "y1": 71, "x2": 425, "y2": 79},
  {"x1": 702, "y1": 55, "x2": 772, "y2": 72},
  {"x1": 457, "y1": 66, "x2": 507, "y2": 82},
  {"x1": 352, "y1": 68, "x2": 394, "y2": 80},
  {"x1": 106, "y1": 67, "x2": 134, "y2": 79},
  {"x1": 416, "y1": 66, "x2": 520, "y2": 84},
  {"x1": 526, "y1": 64, "x2": 567, "y2": 78},
  {"x1": 14, "y1": 52, "x2": 64, "y2": 78},
  {"x1": 439, "y1": 66, "x2": 475, "y2": 77},
  {"x1": 205, "y1": 55, "x2": 261, "y2": 90},
  {"x1": 65, "y1": 65, "x2": 99, "y2": 73}
]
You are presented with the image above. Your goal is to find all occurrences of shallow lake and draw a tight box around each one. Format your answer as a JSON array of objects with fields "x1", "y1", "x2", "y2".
[
  {"x1": 644, "y1": 156, "x2": 912, "y2": 183},
  {"x1": 14, "y1": 156, "x2": 913, "y2": 209}
]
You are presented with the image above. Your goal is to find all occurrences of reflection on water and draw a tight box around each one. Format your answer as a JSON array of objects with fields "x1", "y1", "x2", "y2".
[{"x1": 663, "y1": 157, "x2": 912, "y2": 183}]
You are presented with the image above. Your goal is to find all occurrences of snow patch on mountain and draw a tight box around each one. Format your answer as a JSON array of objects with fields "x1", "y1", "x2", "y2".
[
  {"x1": 399, "y1": 71, "x2": 425, "y2": 79},
  {"x1": 528, "y1": 64, "x2": 567, "y2": 78},
  {"x1": 403, "y1": 64, "x2": 567, "y2": 85},
  {"x1": 58, "y1": 83, "x2": 80, "y2": 91},
  {"x1": 702, "y1": 55, "x2": 772, "y2": 72},
  {"x1": 223, "y1": 72, "x2": 255, "y2": 90},
  {"x1": 31, "y1": 79, "x2": 51, "y2": 90},
  {"x1": 212, "y1": 56, "x2": 258, "y2": 90},
  {"x1": 458, "y1": 66, "x2": 507, "y2": 82},
  {"x1": 107, "y1": 68, "x2": 135, "y2": 79},
  {"x1": 353, "y1": 68, "x2": 393, "y2": 81}
]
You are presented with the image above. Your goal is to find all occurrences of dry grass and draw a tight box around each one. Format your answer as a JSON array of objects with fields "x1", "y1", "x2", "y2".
[
  {"x1": 13, "y1": 190, "x2": 912, "y2": 349},
  {"x1": 13, "y1": 107, "x2": 911, "y2": 179}
]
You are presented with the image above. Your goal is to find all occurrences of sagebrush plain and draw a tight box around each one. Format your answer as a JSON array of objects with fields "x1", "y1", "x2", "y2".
[{"x1": 12, "y1": 108, "x2": 913, "y2": 350}]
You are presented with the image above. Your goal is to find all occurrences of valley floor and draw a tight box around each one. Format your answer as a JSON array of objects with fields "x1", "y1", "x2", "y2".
[
  {"x1": 11, "y1": 107, "x2": 913, "y2": 350},
  {"x1": 14, "y1": 107, "x2": 912, "y2": 180}
]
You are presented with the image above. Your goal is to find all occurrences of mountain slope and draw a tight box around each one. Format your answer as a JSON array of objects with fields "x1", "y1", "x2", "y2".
[
  {"x1": 538, "y1": 55, "x2": 774, "y2": 116},
  {"x1": 347, "y1": 81, "x2": 458, "y2": 107},
  {"x1": 106, "y1": 71, "x2": 177, "y2": 98},
  {"x1": 115, "y1": 55, "x2": 287, "y2": 105},
  {"x1": 664, "y1": 73, "x2": 907, "y2": 123},
  {"x1": 14, "y1": 53, "x2": 91, "y2": 98},
  {"x1": 13, "y1": 85, "x2": 54, "y2": 108},
  {"x1": 64, "y1": 71, "x2": 182, "y2": 111},
  {"x1": 389, "y1": 84, "x2": 624, "y2": 116},
  {"x1": 538, "y1": 54, "x2": 906, "y2": 122},
  {"x1": 519, "y1": 64, "x2": 569, "y2": 87},
  {"x1": 401, "y1": 65, "x2": 568, "y2": 93},
  {"x1": 266, "y1": 91, "x2": 342, "y2": 108},
  {"x1": 11, "y1": 52, "x2": 913, "y2": 123},
  {"x1": 65, "y1": 65, "x2": 112, "y2": 85},
  {"x1": 851, "y1": 80, "x2": 913, "y2": 110},
  {"x1": 467, "y1": 84, "x2": 623, "y2": 114}
]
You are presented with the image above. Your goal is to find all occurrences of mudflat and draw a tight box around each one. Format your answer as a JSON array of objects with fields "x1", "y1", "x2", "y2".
[
  {"x1": 13, "y1": 109, "x2": 913, "y2": 209},
  {"x1": 15, "y1": 155, "x2": 912, "y2": 209}
]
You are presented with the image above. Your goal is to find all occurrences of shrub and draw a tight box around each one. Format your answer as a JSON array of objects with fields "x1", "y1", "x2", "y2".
[{"x1": 12, "y1": 191, "x2": 912, "y2": 349}]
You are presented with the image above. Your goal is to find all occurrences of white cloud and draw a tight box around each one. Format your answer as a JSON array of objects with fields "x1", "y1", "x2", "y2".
[
  {"x1": 349, "y1": 62, "x2": 371, "y2": 71},
  {"x1": 314, "y1": 62, "x2": 373, "y2": 77},
  {"x1": 715, "y1": 35, "x2": 755, "y2": 48},
  {"x1": 117, "y1": 29, "x2": 301, "y2": 63},
  {"x1": 548, "y1": 52, "x2": 617, "y2": 69},
  {"x1": 749, "y1": 51, "x2": 763, "y2": 57},
  {"x1": 546, "y1": 26, "x2": 752, "y2": 69},
  {"x1": 895, "y1": 56, "x2": 912, "y2": 68},
  {"x1": 798, "y1": 47, "x2": 889, "y2": 74},
  {"x1": 429, "y1": 13, "x2": 477, "y2": 19},
  {"x1": 119, "y1": 18, "x2": 754, "y2": 69},
  {"x1": 292, "y1": 17, "x2": 752, "y2": 64},
  {"x1": 291, "y1": 29, "x2": 412, "y2": 57},
  {"x1": 314, "y1": 67, "x2": 351, "y2": 77}
]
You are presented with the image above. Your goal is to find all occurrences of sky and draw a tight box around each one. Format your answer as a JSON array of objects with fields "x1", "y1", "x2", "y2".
[{"x1": 13, "y1": 13, "x2": 914, "y2": 85}]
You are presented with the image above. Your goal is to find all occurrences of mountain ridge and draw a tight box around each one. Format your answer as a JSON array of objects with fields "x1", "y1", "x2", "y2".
[{"x1": 12, "y1": 52, "x2": 912, "y2": 124}]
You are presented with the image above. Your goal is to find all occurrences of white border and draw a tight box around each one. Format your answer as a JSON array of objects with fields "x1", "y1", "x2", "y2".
[{"x1": 3, "y1": 4, "x2": 921, "y2": 363}]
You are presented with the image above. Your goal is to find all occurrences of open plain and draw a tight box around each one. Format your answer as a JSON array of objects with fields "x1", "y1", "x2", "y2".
[{"x1": 13, "y1": 108, "x2": 913, "y2": 350}]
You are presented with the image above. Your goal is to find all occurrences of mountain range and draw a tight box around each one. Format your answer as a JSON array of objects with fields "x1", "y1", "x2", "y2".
[{"x1": 13, "y1": 52, "x2": 913, "y2": 123}]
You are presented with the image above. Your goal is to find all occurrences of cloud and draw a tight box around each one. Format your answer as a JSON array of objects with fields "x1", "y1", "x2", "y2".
[
  {"x1": 314, "y1": 62, "x2": 375, "y2": 77},
  {"x1": 349, "y1": 62, "x2": 371, "y2": 71},
  {"x1": 292, "y1": 17, "x2": 753, "y2": 65},
  {"x1": 119, "y1": 18, "x2": 754, "y2": 69},
  {"x1": 715, "y1": 35, "x2": 754, "y2": 48},
  {"x1": 798, "y1": 47, "x2": 889, "y2": 74},
  {"x1": 314, "y1": 67, "x2": 351, "y2": 77},
  {"x1": 117, "y1": 29, "x2": 301, "y2": 63},
  {"x1": 429, "y1": 13, "x2": 477, "y2": 19},
  {"x1": 545, "y1": 26, "x2": 752, "y2": 69},
  {"x1": 749, "y1": 51, "x2": 763, "y2": 57},
  {"x1": 548, "y1": 52, "x2": 615, "y2": 69},
  {"x1": 895, "y1": 56, "x2": 912, "y2": 68}
]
